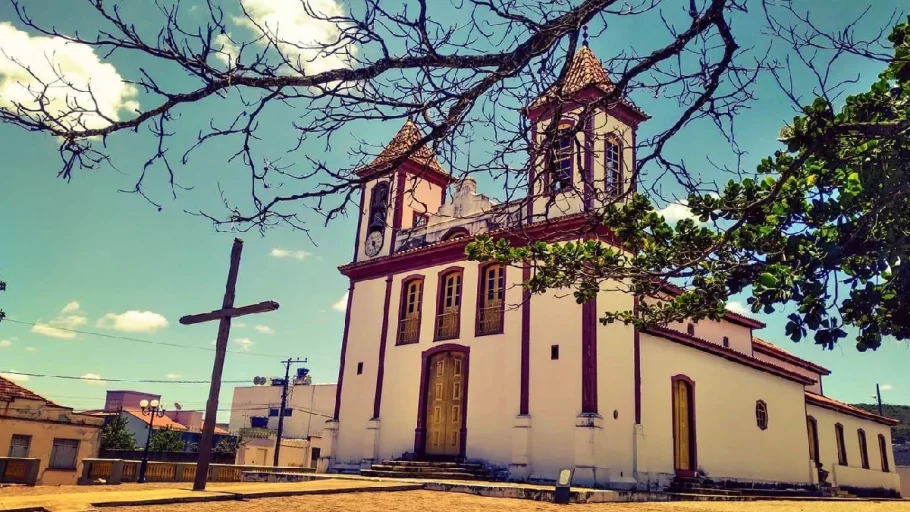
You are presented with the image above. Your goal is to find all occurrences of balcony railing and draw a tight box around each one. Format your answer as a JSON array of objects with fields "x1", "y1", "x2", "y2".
[
  {"x1": 399, "y1": 316, "x2": 420, "y2": 344},
  {"x1": 477, "y1": 303, "x2": 504, "y2": 335},
  {"x1": 435, "y1": 311, "x2": 460, "y2": 340}
]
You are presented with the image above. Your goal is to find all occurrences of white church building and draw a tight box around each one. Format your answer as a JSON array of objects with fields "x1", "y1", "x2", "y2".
[{"x1": 318, "y1": 45, "x2": 901, "y2": 494}]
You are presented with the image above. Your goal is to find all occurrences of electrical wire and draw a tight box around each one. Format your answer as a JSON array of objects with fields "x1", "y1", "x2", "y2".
[
  {"x1": 0, "y1": 370, "x2": 252, "y2": 384},
  {"x1": 2, "y1": 319, "x2": 286, "y2": 358}
]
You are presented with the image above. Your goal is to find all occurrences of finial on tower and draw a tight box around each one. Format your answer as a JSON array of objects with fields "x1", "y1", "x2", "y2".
[{"x1": 582, "y1": 25, "x2": 589, "y2": 47}]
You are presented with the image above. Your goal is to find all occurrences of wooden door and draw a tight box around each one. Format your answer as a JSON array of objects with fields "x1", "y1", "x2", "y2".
[
  {"x1": 673, "y1": 379, "x2": 695, "y2": 473},
  {"x1": 424, "y1": 351, "x2": 465, "y2": 457}
]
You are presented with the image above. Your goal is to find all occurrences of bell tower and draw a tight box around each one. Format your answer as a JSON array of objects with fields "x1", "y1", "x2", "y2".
[{"x1": 353, "y1": 121, "x2": 455, "y2": 262}]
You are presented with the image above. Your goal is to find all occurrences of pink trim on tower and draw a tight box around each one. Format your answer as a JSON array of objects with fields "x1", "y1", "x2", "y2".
[
  {"x1": 527, "y1": 122, "x2": 537, "y2": 224},
  {"x1": 633, "y1": 296, "x2": 641, "y2": 424},
  {"x1": 583, "y1": 115, "x2": 594, "y2": 210},
  {"x1": 414, "y1": 343, "x2": 471, "y2": 460},
  {"x1": 372, "y1": 275, "x2": 394, "y2": 419},
  {"x1": 333, "y1": 282, "x2": 356, "y2": 420},
  {"x1": 519, "y1": 264, "x2": 531, "y2": 415},
  {"x1": 581, "y1": 295, "x2": 598, "y2": 414},
  {"x1": 352, "y1": 184, "x2": 366, "y2": 263}
]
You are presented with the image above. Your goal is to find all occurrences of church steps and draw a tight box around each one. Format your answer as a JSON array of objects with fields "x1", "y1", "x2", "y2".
[{"x1": 361, "y1": 460, "x2": 494, "y2": 481}]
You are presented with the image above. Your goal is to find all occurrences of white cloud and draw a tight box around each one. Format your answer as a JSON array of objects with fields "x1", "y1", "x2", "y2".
[
  {"x1": 166, "y1": 373, "x2": 181, "y2": 380},
  {"x1": 31, "y1": 302, "x2": 89, "y2": 339},
  {"x1": 24, "y1": 346, "x2": 38, "y2": 352},
  {"x1": 880, "y1": 384, "x2": 893, "y2": 392},
  {"x1": 97, "y1": 311, "x2": 169, "y2": 332},
  {"x1": 80, "y1": 373, "x2": 106, "y2": 386},
  {"x1": 235, "y1": 0, "x2": 354, "y2": 75},
  {"x1": 725, "y1": 301, "x2": 750, "y2": 315},
  {"x1": 235, "y1": 322, "x2": 248, "y2": 328},
  {"x1": 657, "y1": 200, "x2": 698, "y2": 223},
  {"x1": 332, "y1": 292, "x2": 348, "y2": 313},
  {"x1": 254, "y1": 324, "x2": 274, "y2": 334},
  {"x1": 213, "y1": 33, "x2": 240, "y2": 67},
  {"x1": 0, "y1": 22, "x2": 139, "y2": 132},
  {"x1": 1, "y1": 370, "x2": 28, "y2": 382},
  {"x1": 61, "y1": 301, "x2": 81, "y2": 314},
  {"x1": 233, "y1": 337, "x2": 254, "y2": 351},
  {"x1": 0, "y1": 339, "x2": 10, "y2": 348},
  {"x1": 270, "y1": 248, "x2": 313, "y2": 261}
]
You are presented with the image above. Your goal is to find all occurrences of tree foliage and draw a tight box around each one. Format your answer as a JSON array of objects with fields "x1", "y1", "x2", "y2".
[
  {"x1": 100, "y1": 413, "x2": 140, "y2": 451},
  {"x1": 148, "y1": 428, "x2": 186, "y2": 452},
  {"x1": 469, "y1": 17, "x2": 910, "y2": 352}
]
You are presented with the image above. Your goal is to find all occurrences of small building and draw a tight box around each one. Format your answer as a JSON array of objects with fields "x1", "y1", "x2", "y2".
[
  {"x1": 0, "y1": 376, "x2": 104, "y2": 485},
  {"x1": 228, "y1": 375, "x2": 335, "y2": 468}
]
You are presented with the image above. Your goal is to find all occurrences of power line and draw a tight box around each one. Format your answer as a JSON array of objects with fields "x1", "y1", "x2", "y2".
[
  {"x1": 0, "y1": 370, "x2": 253, "y2": 384},
  {"x1": 1, "y1": 319, "x2": 285, "y2": 358}
]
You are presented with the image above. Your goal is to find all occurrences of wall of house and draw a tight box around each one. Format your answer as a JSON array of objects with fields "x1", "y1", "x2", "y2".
[
  {"x1": 752, "y1": 350, "x2": 823, "y2": 394},
  {"x1": 229, "y1": 383, "x2": 336, "y2": 439},
  {"x1": 638, "y1": 333, "x2": 812, "y2": 485},
  {"x1": 896, "y1": 465, "x2": 910, "y2": 497},
  {"x1": 235, "y1": 437, "x2": 316, "y2": 468},
  {"x1": 0, "y1": 400, "x2": 102, "y2": 485},
  {"x1": 806, "y1": 404, "x2": 899, "y2": 491},
  {"x1": 401, "y1": 174, "x2": 442, "y2": 229},
  {"x1": 666, "y1": 318, "x2": 753, "y2": 354}
]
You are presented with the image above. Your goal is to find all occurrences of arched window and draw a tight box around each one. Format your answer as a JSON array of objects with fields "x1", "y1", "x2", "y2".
[
  {"x1": 367, "y1": 181, "x2": 390, "y2": 230},
  {"x1": 435, "y1": 268, "x2": 463, "y2": 340},
  {"x1": 686, "y1": 323, "x2": 695, "y2": 336},
  {"x1": 807, "y1": 416, "x2": 819, "y2": 463},
  {"x1": 441, "y1": 227, "x2": 470, "y2": 241},
  {"x1": 858, "y1": 429, "x2": 869, "y2": 469},
  {"x1": 755, "y1": 400, "x2": 768, "y2": 430},
  {"x1": 476, "y1": 263, "x2": 505, "y2": 336},
  {"x1": 548, "y1": 120, "x2": 575, "y2": 194},
  {"x1": 397, "y1": 277, "x2": 424, "y2": 345},
  {"x1": 835, "y1": 423, "x2": 847, "y2": 465},
  {"x1": 604, "y1": 135, "x2": 622, "y2": 197},
  {"x1": 879, "y1": 434, "x2": 890, "y2": 472}
]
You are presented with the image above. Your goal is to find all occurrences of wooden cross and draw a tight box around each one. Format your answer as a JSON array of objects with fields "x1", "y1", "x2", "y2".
[{"x1": 179, "y1": 238, "x2": 279, "y2": 491}]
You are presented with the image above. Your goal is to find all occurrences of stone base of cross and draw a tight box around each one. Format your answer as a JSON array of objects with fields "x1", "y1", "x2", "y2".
[{"x1": 179, "y1": 238, "x2": 279, "y2": 491}]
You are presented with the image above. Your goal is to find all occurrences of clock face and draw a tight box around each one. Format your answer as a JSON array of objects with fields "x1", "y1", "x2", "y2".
[{"x1": 365, "y1": 230, "x2": 384, "y2": 257}]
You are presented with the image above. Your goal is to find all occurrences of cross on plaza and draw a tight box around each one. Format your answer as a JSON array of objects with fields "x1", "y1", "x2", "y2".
[{"x1": 179, "y1": 237, "x2": 279, "y2": 491}]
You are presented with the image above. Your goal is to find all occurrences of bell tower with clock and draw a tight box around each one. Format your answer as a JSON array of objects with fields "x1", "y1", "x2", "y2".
[{"x1": 353, "y1": 121, "x2": 454, "y2": 262}]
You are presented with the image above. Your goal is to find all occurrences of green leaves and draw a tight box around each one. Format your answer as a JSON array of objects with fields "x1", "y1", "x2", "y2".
[{"x1": 101, "y1": 414, "x2": 140, "y2": 451}]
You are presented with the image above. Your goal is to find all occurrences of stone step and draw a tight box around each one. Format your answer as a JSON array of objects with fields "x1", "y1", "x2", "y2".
[
  {"x1": 370, "y1": 464, "x2": 488, "y2": 475},
  {"x1": 360, "y1": 469, "x2": 485, "y2": 480},
  {"x1": 668, "y1": 486, "x2": 742, "y2": 496},
  {"x1": 381, "y1": 460, "x2": 483, "y2": 469}
]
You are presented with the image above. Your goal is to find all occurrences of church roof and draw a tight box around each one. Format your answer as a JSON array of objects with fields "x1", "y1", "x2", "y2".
[
  {"x1": 529, "y1": 45, "x2": 648, "y2": 119},
  {"x1": 752, "y1": 336, "x2": 831, "y2": 375},
  {"x1": 357, "y1": 121, "x2": 452, "y2": 179},
  {"x1": 806, "y1": 392, "x2": 899, "y2": 426}
]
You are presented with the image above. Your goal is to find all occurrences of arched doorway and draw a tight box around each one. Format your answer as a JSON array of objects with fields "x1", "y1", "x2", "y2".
[
  {"x1": 414, "y1": 344, "x2": 470, "y2": 460},
  {"x1": 671, "y1": 375, "x2": 697, "y2": 477}
]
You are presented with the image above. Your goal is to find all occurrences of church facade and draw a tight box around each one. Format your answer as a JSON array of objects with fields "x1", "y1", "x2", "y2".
[{"x1": 319, "y1": 46, "x2": 901, "y2": 493}]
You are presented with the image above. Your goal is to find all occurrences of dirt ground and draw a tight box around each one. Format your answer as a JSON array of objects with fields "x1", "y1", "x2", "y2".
[
  {"x1": 98, "y1": 490, "x2": 908, "y2": 512},
  {"x1": 0, "y1": 482, "x2": 230, "y2": 497}
]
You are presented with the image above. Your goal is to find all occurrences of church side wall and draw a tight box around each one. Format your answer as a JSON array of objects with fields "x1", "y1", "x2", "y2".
[
  {"x1": 753, "y1": 351, "x2": 823, "y2": 394},
  {"x1": 806, "y1": 404, "x2": 899, "y2": 492},
  {"x1": 639, "y1": 333, "x2": 812, "y2": 485},
  {"x1": 335, "y1": 277, "x2": 389, "y2": 465}
]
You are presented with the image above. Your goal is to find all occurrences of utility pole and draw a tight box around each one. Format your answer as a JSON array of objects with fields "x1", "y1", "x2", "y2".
[
  {"x1": 274, "y1": 357, "x2": 307, "y2": 466},
  {"x1": 876, "y1": 383, "x2": 883, "y2": 416}
]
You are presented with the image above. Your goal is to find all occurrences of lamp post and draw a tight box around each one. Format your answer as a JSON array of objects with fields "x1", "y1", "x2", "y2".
[{"x1": 138, "y1": 399, "x2": 166, "y2": 483}]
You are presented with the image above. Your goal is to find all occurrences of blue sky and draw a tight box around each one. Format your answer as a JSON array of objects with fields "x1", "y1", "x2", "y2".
[{"x1": 0, "y1": 1, "x2": 908, "y2": 422}]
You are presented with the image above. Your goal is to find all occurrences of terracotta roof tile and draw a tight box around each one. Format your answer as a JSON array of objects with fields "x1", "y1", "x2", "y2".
[
  {"x1": 805, "y1": 391, "x2": 899, "y2": 426},
  {"x1": 359, "y1": 121, "x2": 450, "y2": 177},
  {"x1": 0, "y1": 376, "x2": 61, "y2": 407},
  {"x1": 121, "y1": 409, "x2": 229, "y2": 435}
]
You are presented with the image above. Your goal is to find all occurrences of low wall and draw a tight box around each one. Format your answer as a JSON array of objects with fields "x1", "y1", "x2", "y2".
[
  {"x1": 831, "y1": 463, "x2": 901, "y2": 496},
  {"x1": 79, "y1": 458, "x2": 314, "y2": 485},
  {"x1": 0, "y1": 457, "x2": 41, "y2": 486},
  {"x1": 896, "y1": 466, "x2": 909, "y2": 498},
  {"x1": 99, "y1": 449, "x2": 235, "y2": 464}
]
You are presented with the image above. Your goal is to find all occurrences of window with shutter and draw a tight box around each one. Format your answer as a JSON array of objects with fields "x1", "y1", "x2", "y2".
[
  {"x1": 49, "y1": 439, "x2": 79, "y2": 469},
  {"x1": 8, "y1": 435, "x2": 31, "y2": 458},
  {"x1": 477, "y1": 264, "x2": 504, "y2": 335},
  {"x1": 435, "y1": 270, "x2": 463, "y2": 340},
  {"x1": 604, "y1": 135, "x2": 622, "y2": 197},
  {"x1": 398, "y1": 278, "x2": 424, "y2": 344}
]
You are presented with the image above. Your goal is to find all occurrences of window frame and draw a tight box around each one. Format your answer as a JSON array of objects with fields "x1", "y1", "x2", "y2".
[
  {"x1": 49, "y1": 438, "x2": 80, "y2": 470},
  {"x1": 755, "y1": 400, "x2": 769, "y2": 430},
  {"x1": 603, "y1": 133, "x2": 623, "y2": 198},
  {"x1": 807, "y1": 416, "x2": 820, "y2": 463},
  {"x1": 396, "y1": 275, "x2": 425, "y2": 345},
  {"x1": 835, "y1": 423, "x2": 848, "y2": 466},
  {"x1": 879, "y1": 434, "x2": 890, "y2": 472},
  {"x1": 686, "y1": 323, "x2": 695, "y2": 336},
  {"x1": 412, "y1": 211, "x2": 429, "y2": 228},
  {"x1": 858, "y1": 429, "x2": 870, "y2": 469},
  {"x1": 8, "y1": 434, "x2": 31, "y2": 458},
  {"x1": 543, "y1": 119, "x2": 577, "y2": 195},
  {"x1": 434, "y1": 266, "x2": 465, "y2": 341},
  {"x1": 475, "y1": 262, "x2": 506, "y2": 336}
]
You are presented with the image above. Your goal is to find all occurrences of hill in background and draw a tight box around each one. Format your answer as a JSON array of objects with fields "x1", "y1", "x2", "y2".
[{"x1": 852, "y1": 403, "x2": 910, "y2": 443}]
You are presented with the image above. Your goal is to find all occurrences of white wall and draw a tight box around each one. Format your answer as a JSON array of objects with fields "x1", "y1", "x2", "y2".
[
  {"x1": 639, "y1": 332, "x2": 812, "y2": 485},
  {"x1": 753, "y1": 350, "x2": 823, "y2": 394},
  {"x1": 807, "y1": 403, "x2": 899, "y2": 491},
  {"x1": 666, "y1": 318, "x2": 753, "y2": 354},
  {"x1": 230, "y1": 383, "x2": 336, "y2": 440}
]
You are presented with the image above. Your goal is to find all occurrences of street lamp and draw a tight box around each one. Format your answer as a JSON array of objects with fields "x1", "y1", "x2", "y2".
[{"x1": 138, "y1": 399, "x2": 165, "y2": 483}]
